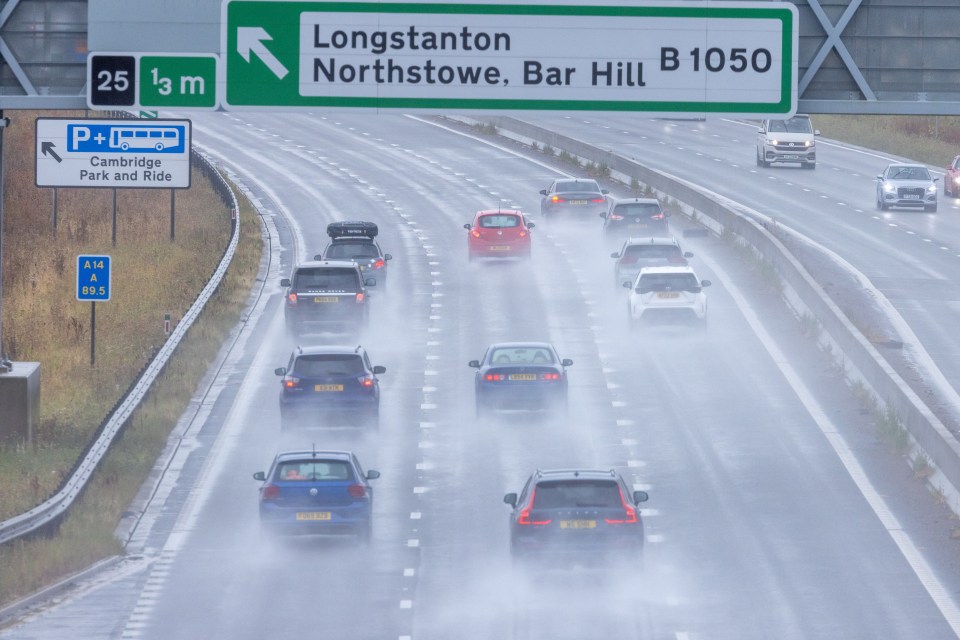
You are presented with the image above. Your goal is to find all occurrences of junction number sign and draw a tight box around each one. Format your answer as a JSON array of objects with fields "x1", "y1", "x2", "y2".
[{"x1": 222, "y1": 1, "x2": 798, "y2": 116}]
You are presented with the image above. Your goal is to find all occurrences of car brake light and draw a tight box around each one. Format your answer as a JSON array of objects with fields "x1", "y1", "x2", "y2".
[
  {"x1": 356, "y1": 292, "x2": 365, "y2": 303},
  {"x1": 518, "y1": 230, "x2": 527, "y2": 237},
  {"x1": 358, "y1": 375, "x2": 375, "y2": 387},
  {"x1": 261, "y1": 484, "x2": 280, "y2": 500},
  {"x1": 348, "y1": 484, "x2": 366, "y2": 498},
  {"x1": 551, "y1": 196, "x2": 564, "y2": 203},
  {"x1": 609, "y1": 213, "x2": 624, "y2": 221},
  {"x1": 650, "y1": 212, "x2": 665, "y2": 220},
  {"x1": 605, "y1": 486, "x2": 638, "y2": 524},
  {"x1": 484, "y1": 373, "x2": 505, "y2": 381},
  {"x1": 287, "y1": 293, "x2": 298, "y2": 305},
  {"x1": 471, "y1": 229, "x2": 481, "y2": 238},
  {"x1": 373, "y1": 259, "x2": 385, "y2": 269},
  {"x1": 518, "y1": 489, "x2": 551, "y2": 525},
  {"x1": 591, "y1": 197, "x2": 606, "y2": 203},
  {"x1": 539, "y1": 372, "x2": 560, "y2": 381},
  {"x1": 282, "y1": 375, "x2": 300, "y2": 389}
]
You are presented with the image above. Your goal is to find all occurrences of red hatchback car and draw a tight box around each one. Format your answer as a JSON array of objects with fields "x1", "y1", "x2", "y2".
[
  {"x1": 945, "y1": 155, "x2": 960, "y2": 197},
  {"x1": 464, "y1": 209, "x2": 534, "y2": 260}
]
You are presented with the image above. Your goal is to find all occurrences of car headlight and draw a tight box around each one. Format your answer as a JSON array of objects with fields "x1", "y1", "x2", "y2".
[
  {"x1": 953, "y1": 176, "x2": 960, "y2": 185},
  {"x1": 804, "y1": 140, "x2": 813, "y2": 147},
  {"x1": 883, "y1": 182, "x2": 896, "y2": 193},
  {"x1": 928, "y1": 184, "x2": 938, "y2": 193},
  {"x1": 770, "y1": 139, "x2": 779, "y2": 146}
]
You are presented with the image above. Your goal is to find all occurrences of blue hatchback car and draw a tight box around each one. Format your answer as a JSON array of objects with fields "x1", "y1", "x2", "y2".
[
  {"x1": 275, "y1": 345, "x2": 385, "y2": 428},
  {"x1": 253, "y1": 449, "x2": 380, "y2": 543}
]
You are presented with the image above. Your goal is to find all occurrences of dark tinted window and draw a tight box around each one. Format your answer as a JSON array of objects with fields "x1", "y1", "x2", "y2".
[
  {"x1": 638, "y1": 273, "x2": 700, "y2": 291},
  {"x1": 768, "y1": 117, "x2": 812, "y2": 134},
  {"x1": 614, "y1": 203, "x2": 662, "y2": 217},
  {"x1": 624, "y1": 245, "x2": 681, "y2": 260},
  {"x1": 293, "y1": 354, "x2": 365, "y2": 377},
  {"x1": 276, "y1": 460, "x2": 354, "y2": 481},
  {"x1": 489, "y1": 347, "x2": 555, "y2": 365},
  {"x1": 532, "y1": 480, "x2": 622, "y2": 509},
  {"x1": 887, "y1": 166, "x2": 931, "y2": 181},
  {"x1": 293, "y1": 267, "x2": 359, "y2": 290},
  {"x1": 556, "y1": 180, "x2": 601, "y2": 193},
  {"x1": 325, "y1": 242, "x2": 380, "y2": 260}
]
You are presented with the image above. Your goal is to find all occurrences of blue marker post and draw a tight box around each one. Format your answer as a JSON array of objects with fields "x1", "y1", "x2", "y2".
[{"x1": 77, "y1": 255, "x2": 111, "y2": 366}]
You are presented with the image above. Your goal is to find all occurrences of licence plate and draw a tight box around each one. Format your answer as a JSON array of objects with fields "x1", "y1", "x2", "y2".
[
  {"x1": 296, "y1": 512, "x2": 331, "y2": 521},
  {"x1": 569, "y1": 199, "x2": 588, "y2": 205},
  {"x1": 657, "y1": 292, "x2": 680, "y2": 299},
  {"x1": 508, "y1": 374, "x2": 537, "y2": 381},
  {"x1": 315, "y1": 384, "x2": 344, "y2": 392},
  {"x1": 560, "y1": 520, "x2": 597, "y2": 529},
  {"x1": 313, "y1": 296, "x2": 338, "y2": 303},
  {"x1": 904, "y1": 194, "x2": 921, "y2": 200},
  {"x1": 628, "y1": 223, "x2": 648, "y2": 229},
  {"x1": 489, "y1": 245, "x2": 511, "y2": 251}
]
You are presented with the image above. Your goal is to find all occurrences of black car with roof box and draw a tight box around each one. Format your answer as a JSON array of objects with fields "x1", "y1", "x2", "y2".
[{"x1": 316, "y1": 221, "x2": 392, "y2": 288}]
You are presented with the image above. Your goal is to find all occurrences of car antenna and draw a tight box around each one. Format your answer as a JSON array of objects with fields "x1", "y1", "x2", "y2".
[{"x1": 312, "y1": 443, "x2": 317, "y2": 459}]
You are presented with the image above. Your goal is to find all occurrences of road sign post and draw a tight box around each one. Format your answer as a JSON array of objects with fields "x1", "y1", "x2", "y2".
[
  {"x1": 222, "y1": 1, "x2": 798, "y2": 117},
  {"x1": 77, "y1": 255, "x2": 111, "y2": 367}
]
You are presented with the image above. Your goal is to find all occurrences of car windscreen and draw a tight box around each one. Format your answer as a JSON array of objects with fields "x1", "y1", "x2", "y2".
[
  {"x1": 614, "y1": 203, "x2": 661, "y2": 217},
  {"x1": 324, "y1": 243, "x2": 379, "y2": 260},
  {"x1": 488, "y1": 347, "x2": 555, "y2": 365},
  {"x1": 769, "y1": 118, "x2": 812, "y2": 134},
  {"x1": 638, "y1": 273, "x2": 700, "y2": 292},
  {"x1": 887, "y1": 166, "x2": 931, "y2": 181},
  {"x1": 293, "y1": 267, "x2": 359, "y2": 290},
  {"x1": 293, "y1": 354, "x2": 365, "y2": 377},
  {"x1": 276, "y1": 460, "x2": 354, "y2": 481},
  {"x1": 532, "y1": 480, "x2": 621, "y2": 509},
  {"x1": 479, "y1": 215, "x2": 520, "y2": 228},
  {"x1": 556, "y1": 180, "x2": 601, "y2": 193}
]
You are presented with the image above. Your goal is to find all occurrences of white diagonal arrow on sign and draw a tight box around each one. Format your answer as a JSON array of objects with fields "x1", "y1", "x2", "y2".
[{"x1": 237, "y1": 27, "x2": 288, "y2": 80}]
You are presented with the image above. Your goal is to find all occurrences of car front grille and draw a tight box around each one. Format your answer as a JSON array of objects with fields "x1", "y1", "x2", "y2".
[{"x1": 897, "y1": 187, "x2": 925, "y2": 198}]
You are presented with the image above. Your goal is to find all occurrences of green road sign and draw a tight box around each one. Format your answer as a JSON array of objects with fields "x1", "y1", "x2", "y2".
[
  {"x1": 221, "y1": 1, "x2": 797, "y2": 116},
  {"x1": 88, "y1": 53, "x2": 219, "y2": 110}
]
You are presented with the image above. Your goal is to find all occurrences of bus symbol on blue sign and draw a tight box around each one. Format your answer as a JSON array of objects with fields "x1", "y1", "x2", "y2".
[
  {"x1": 77, "y1": 255, "x2": 111, "y2": 302},
  {"x1": 67, "y1": 124, "x2": 186, "y2": 154}
]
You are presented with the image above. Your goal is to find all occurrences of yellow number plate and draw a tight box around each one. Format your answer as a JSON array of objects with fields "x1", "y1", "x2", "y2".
[
  {"x1": 313, "y1": 296, "x2": 338, "y2": 303},
  {"x1": 315, "y1": 384, "x2": 344, "y2": 392},
  {"x1": 560, "y1": 520, "x2": 597, "y2": 529},
  {"x1": 508, "y1": 374, "x2": 537, "y2": 381},
  {"x1": 296, "y1": 512, "x2": 331, "y2": 521},
  {"x1": 657, "y1": 292, "x2": 680, "y2": 299}
]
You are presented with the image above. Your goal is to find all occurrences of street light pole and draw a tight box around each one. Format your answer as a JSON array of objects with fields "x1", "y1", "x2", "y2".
[{"x1": 0, "y1": 109, "x2": 10, "y2": 372}]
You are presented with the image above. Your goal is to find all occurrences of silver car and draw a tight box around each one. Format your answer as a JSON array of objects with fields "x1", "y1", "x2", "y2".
[{"x1": 876, "y1": 163, "x2": 939, "y2": 212}]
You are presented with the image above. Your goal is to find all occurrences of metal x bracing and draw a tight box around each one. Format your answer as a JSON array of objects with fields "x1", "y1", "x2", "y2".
[
  {"x1": 799, "y1": 0, "x2": 876, "y2": 102},
  {"x1": 0, "y1": 0, "x2": 38, "y2": 97}
]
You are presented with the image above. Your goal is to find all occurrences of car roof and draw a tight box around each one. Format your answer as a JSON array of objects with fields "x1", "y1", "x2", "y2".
[
  {"x1": 886, "y1": 163, "x2": 926, "y2": 169},
  {"x1": 533, "y1": 469, "x2": 623, "y2": 482},
  {"x1": 638, "y1": 265, "x2": 697, "y2": 275},
  {"x1": 623, "y1": 236, "x2": 680, "y2": 247},
  {"x1": 487, "y1": 341, "x2": 555, "y2": 350},
  {"x1": 274, "y1": 450, "x2": 354, "y2": 463},
  {"x1": 293, "y1": 344, "x2": 366, "y2": 356},
  {"x1": 294, "y1": 259, "x2": 361, "y2": 270},
  {"x1": 476, "y1": 209, "x2": 523, "y2": 216},
  {"x1": 610, "y1": 197, "x2": 660, "y2": 205}
]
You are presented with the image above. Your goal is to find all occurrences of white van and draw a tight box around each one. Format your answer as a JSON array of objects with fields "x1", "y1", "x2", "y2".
[{"x1": 756, "y1": 115, "x2": 820, "y2": 169}]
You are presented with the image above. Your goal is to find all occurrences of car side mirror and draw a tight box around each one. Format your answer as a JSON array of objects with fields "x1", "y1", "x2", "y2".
[
  {"x1": 598, "y1": 211, "x2": 606, "y2": 218},
  {"x1": 934, "y1": 177, "x2": 941, "y2": 182},
  {"x1": 366, "y1": 470, "x2": 381, "y2": 480},
  {"x1": 463, "y1": 223, "x2": 472, "y2": 230},
  {"x1": 280, "y1": 278, "x2": 291, "y2": 287},
  {"x1": 503, "y1": 493, "x2": 518, "y2": 507},
  {"x1": 372, "y1": 365, "x2": 386, "y2": 375},
  {"x1": 701, "y1": 280, "x2": 712, "y2": 287},
  {"x1": 274, "y1": 367, "x2": 286, "y2": 376},
  {"x1": 622, "y1": 281, "x2": 632, "y2": 288},
  {"x1": 539, "y1": 189, "x2": 547, "y2": 196},
  {"x1": 876, "y1": 175, "x2": 884, "y2": 181},
  {"x1": 610, "y1": 252, "x2": 620, "y2": 258},
  {"x1": 561, "y1": 358, "x2": 573, "y2": 367},
  {"x1": 468, "y1": 360, "x2": 481, "y2": 368},
  {"x1": 365, "y1": 277, "x2": 377, "y2": 287},
  {"x1": 601, "y1": 189, "x2": 609, "y2": 195},
  {"x1": 253, "y1": 471, "x2": 266, "y2": 481},
  {"x1": 684, "y1": 252, "x2": 694, "y2": 258},
  {"x1": 814, "y1": 129, "x2": 821, "y2": 136},
  {"x1": 633, "y1": 490, "x2": 649, "y2": 504},
  {"x1": 384, "y1": 254, "x2": 393, "y2": 261},
  {"x1": 758, "y1": 127, "x2": 764, "y2": 133},
  {"x1": 312, "y1": 254, "x2": 323, "y2": 261},
  {"x1": 527, "y1": 222, "x2": 535, "y2": 229}
]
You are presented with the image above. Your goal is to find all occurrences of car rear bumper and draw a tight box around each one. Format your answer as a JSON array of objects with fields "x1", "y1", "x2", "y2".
[
  {"x1": 259, "y1": 504, "x2": 371, "y2": 536},
  {"x1": 477, "y1": 384, "x2": 565, "y2": 410}
]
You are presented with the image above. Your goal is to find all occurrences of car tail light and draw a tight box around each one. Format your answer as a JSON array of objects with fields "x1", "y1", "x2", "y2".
[
  {"x1": 356, "y1": 292, "x2": 365, "y2": 303},
  {"x1": 484, "y1": 373, "x2": 505, "y2": 382},
  {"x1": 609, "y1": 213, "x2": 624, "y2": 221},
  {"x1": 539, "y1": 372, "x2": 560, "y2": 381},
  {"x1": 373, "y1": 259, "x2": 385, "y2": 269},
  {"x1": 518, "y1": 230, "x2": 527, "y2": 237},
  {"x1": 348, "y1": 484, "x2": 367, "y2": 498},
  {"x1": 358, "y1": 375, "x2": 375, "y2": 387},
  {"x1": 605, "y1": 486, "x2": 638, "y2": 524},
  {"x1": 261, "y1": 484, "x2": 280, "y2": 500},
  {"x1": 287, "y1": 293, "x2": 298, "y2": 305},
  {"x1": 471, "y1": 229, "x2": 481, "y2": 238},
  {"x1": 518, "y1": 489, "x2": 552, "y2": 525},
  {"x1": 282, "y1": 375, "x2": 300, "y2": 389},
  {"x1": 592, "y1": 197, "x2": 606, "y2": 203},
  {"x1": 550, "y1": 196, "x2": 564, "y2": 204},
  {"x1": 650, "y1": 212, "x2": 665, "y2": 221}
]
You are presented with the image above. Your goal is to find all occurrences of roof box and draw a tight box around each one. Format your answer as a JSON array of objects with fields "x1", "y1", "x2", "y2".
[{"x1": 327, "y1": 220, "x2": 378, "y2": 239}]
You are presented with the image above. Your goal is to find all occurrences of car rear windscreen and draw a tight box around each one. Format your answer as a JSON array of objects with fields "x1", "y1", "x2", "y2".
[
  {"x1": 532, "y1": 480, "x2": 622, "y2": 509},
  {"x1": 558, "y1": 180, "x2": 601, "y2": 193},
  {"x1": 325, "y1": 243, "x2": 380, "y2": 260},
  {"x1": 479, "y1": 215, "x2": 520, "y2": 228},
  {"x1": 293, "y1": 354, "x2": 365, "y2": 377},
  {"x1": 293, "y1": 267, "x2": 359, "y2": 290},
  {"x1": 615, "y1": 203, "x2": 661, "y2": 217},
  {"x1": 638, "y1": 273, "x2": 700, "y2": 291},
  {"x1": 625, "y1": 245, "x2": 680, "y2": 259},
  {"x1": 489, "y1": 347, "x2": 555, "y2": 365},
  {"x1": 276, "y1": 460, "x2": 354, "y2": 481}
]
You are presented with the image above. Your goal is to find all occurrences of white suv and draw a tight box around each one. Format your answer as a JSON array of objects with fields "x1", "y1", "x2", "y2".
[{"x1": 624, "y1": 266, "x2": 711, "y2": 328}]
